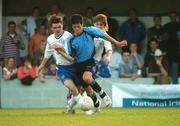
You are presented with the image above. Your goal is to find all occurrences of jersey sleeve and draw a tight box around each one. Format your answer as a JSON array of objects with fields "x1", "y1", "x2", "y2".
[
  {"x1": 104, "y1": 39, "x2": 112, "y2": 52},
  {"x1": 84, "y1": 26, "x2": 106, "y2": 38}
]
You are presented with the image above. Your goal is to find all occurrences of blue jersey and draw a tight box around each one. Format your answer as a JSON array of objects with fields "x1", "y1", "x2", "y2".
[{"x1": 70, "y1": 27, "x2": 106, "y2": 63}]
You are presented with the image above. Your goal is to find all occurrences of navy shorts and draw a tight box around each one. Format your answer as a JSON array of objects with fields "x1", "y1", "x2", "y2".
[{"x1": 57, "y1": 64, "x2": 79, "y2": 86}]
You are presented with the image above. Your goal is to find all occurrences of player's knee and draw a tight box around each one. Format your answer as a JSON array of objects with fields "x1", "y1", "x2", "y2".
[{"x1": 83, "y1": 72, "x2": 93, "y2": 84}]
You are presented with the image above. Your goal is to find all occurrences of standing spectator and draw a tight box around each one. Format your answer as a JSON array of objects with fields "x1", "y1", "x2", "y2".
[
  {"x1": 129, "y1": 42, "x2": 144, "y2": 73},
  {"x1": 100, "y1": 8, "x2": 119, "y2": 39},
  {"x1": 0, "y1": 21, "x2": 24, "y2": 66},
  {"x1": 164, "y1": 11, "x2": 180, "y2": 84},
  {"x1": 147, "y1": 14, "x2": 168, "y2": 51},
  {"x1": 83, "y1": 7, "x2": 94, "y2": 27},
  {"x1": 46, "y1": 4, "x2": 67, "y2": 30},
  {"x1": 146, "y1": 49, "x2": 171, "y2": 84},
  {"x1": 109, "y1": 44, "x2": 123, "y2": 78},
  {"x1": 3, "y1": 57, "x2": 17, "y2": 80},
  {"x1": 19, "y1": 6, "x2": 44, "y2": 39},
  {"x1": 118, "y1": 8, "x2": 145, "y2": 52},
  {"x1": 32, "y1": 41, "x2": 47, "y2": 66},
  {"x1": 144, "y1": 38, "x2": 159, "y2": 76},
  {"x1": 17, "y1": 56, "x2": 36, "y2": 85},
  {"x1": 118, "y1": 50, "x2": 140, "y2": 80},
  {"x1": 28, "y1": 24, "x2": 47, "y2": 59}
]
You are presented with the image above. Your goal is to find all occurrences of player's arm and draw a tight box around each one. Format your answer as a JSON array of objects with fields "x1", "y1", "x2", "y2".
[
  {"x1": 104, "y1": 40, "x2": 112, "y2": 64},
  {"x1": 85, "y1": 27, "x2": 127, "y2": 48},
  {"x1": 56, "y1": 48, "x2": 74, "y2": 62},
  {"x1": 104, "y1": 50, "x2": 112, "y2": 64},
  {"x1": 51, "y1": 44, "x2": 74, "y2": 62},
  {"x1": 104, "y1": 34, "x2": 127, "y2": 48}
]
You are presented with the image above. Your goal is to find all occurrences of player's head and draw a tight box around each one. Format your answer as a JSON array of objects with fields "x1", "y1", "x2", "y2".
[
  {"x1": 93, "y1": 14, "x2": 109, "y2": 32},
  {"x1": 49, "y1": 16, "x2": 63, "y2": 35},
  {"x1": 70, "y1": 14, "x2": 83, "y2": 35}
]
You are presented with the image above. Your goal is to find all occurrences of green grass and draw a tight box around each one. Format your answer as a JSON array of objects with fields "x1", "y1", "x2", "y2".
[{"x1": 0, "y1": 108, "x2": 180, "y2": 126}]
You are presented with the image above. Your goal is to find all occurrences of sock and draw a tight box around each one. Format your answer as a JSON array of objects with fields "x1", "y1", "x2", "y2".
[
  {"x1": 73, "y1": 94, "x2": 81, "y2": 103},
  {"x1": 89, "y1": 93, "x2": 99, "y2": 107},
  {"x1": 91, "y1": 80, "x2": 106, "y2": 99}
]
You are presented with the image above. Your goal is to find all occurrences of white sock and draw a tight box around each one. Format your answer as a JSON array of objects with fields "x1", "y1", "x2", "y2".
[{"x1": 73, "y1": 94, "x2": 81, "y2": 103}]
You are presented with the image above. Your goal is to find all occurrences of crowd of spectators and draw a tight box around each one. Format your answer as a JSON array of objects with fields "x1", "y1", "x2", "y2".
[{"x1": 0, "y1": 5, "x2": 180, "y2": 85}]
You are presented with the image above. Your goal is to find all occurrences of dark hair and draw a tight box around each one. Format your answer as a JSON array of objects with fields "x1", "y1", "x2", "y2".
[
  {"x1": 170, "y1": 10, "x2": 177, "y2": 15},
  {"x1": 48, "y1": 16, "x2": 63, "y2": 27},
  {"x1": 37, "y1": 23, "x2": 46, "y2": 30},
  {"x1": 148, "y1": 37, "x2": 158, "y2": 44},
  {"x1": 128, "y1": 8, "x2": 137, "y2": 14},
  {"x1": 70, "y1": 14, "x2": 83, "y2": 25},
  {"x1": 86, "y1": 7, "x2": 94, "y2": 11},
  {"x1": 147, "y1": 38, "x2": 159, "y2": 51},
  {"x1": 153, "y1": 14, "x2": 161, "y2": 20},
  {"x1": 8, "y1": 21, "x2": 16, "y2": 27},
  {"x1": 121, "y1": 48, "x2": 130, "y2": 55},
  {"x1": 24, "y1": 56, "x2": 32, "y2": 63},
  {"x1": 32, "y1": 6, "x2": 40, "y2": 12}
]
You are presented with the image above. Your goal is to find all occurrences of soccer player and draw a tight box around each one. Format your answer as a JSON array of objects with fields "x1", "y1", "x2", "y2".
[
  {"x1": 38, "y1": 16, "x2": 81, "y2": 114},
  {"x1": 55, "y1": 14, "x2": 127, "y2": 112}
]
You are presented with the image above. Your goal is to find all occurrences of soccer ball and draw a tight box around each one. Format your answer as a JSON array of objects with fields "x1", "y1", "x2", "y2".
[{"x1": 79, "y1": 96, "x2": 94, "y2": 111}]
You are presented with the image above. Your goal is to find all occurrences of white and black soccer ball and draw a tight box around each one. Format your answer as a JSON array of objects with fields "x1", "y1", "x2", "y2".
[{"x1": 79, "y1": 96, "x2": 94, "y2": 111}]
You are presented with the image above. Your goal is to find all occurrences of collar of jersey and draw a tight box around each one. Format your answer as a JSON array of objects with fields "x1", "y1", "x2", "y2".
[{"x1": 54, "y1": 31, "x2": 64, "y2": 39}]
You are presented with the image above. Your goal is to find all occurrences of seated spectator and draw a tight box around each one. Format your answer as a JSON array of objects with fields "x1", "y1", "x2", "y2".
[
  {"x1": 17, "y1": 56, "x2": 36, "y2": 85},
  {"x1": 129, "y1": 42, "x2": 144, "y2": 73},
  {"x1": 118, "y1": 50, "x2": 140, "y2": 80},
  {"x1": 109, "y1": 44, "x2": 123, "y2": 78},
  {"x1": 146, "y1": 49, "x2": 171, "y2": 84},
  {"x1": 144, "y1": 38, "x2": 159, "y2": 76},
  {"x1": 3, "y1": 57, "x2": 17, "y2": 80}
]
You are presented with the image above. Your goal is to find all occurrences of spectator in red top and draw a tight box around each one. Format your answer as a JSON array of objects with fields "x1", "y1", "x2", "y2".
[{"x1": 17, "y1": 56, "x2": 36, "y2": 85}]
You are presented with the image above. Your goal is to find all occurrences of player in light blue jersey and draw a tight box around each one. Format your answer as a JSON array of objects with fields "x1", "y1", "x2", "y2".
[
  {"x1": 38, "y1": 16, "x2": 81, "y2": 114},
  {"x1": 55, "y1": 14, "x2": 127, "y2": 113}
]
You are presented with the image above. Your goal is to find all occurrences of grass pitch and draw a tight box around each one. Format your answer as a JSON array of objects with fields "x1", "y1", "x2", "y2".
[{"x1": 0, "y1": 108, "x2": 179, "y2": 126}]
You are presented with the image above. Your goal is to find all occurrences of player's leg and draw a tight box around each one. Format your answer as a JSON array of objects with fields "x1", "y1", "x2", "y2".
[
  {"x1": 64, "y1": 80, "x2": 81, "y2": 113},
  {"x1": 83, "y1": 71, "x2": 112, "y2": 107}
]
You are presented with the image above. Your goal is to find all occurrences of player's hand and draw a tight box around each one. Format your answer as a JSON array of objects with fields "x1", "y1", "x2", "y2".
[
  {"x1": 116, "y1": 40, "x2": 128, "y2": 47},
  {"x1": 37, "y1": 65, "x2": 44, "y2": 75},
  {"x1": 51, "y1": 43, "x2": 61, "y2": 49},
  {"x1": 51, "y1": 44, "x2": 66, "y2": 53}
]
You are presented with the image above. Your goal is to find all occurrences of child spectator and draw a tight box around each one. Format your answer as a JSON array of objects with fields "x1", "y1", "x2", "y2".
[
  {"x1": 3, "y1": 57, "x2": 17, "y2": 80},
  {"x1": 43, "y1": 63, "x2": 59, "y2": 80},
  {"x1": 17, "y1": 56, "x2": 36, "y2": 85}
]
